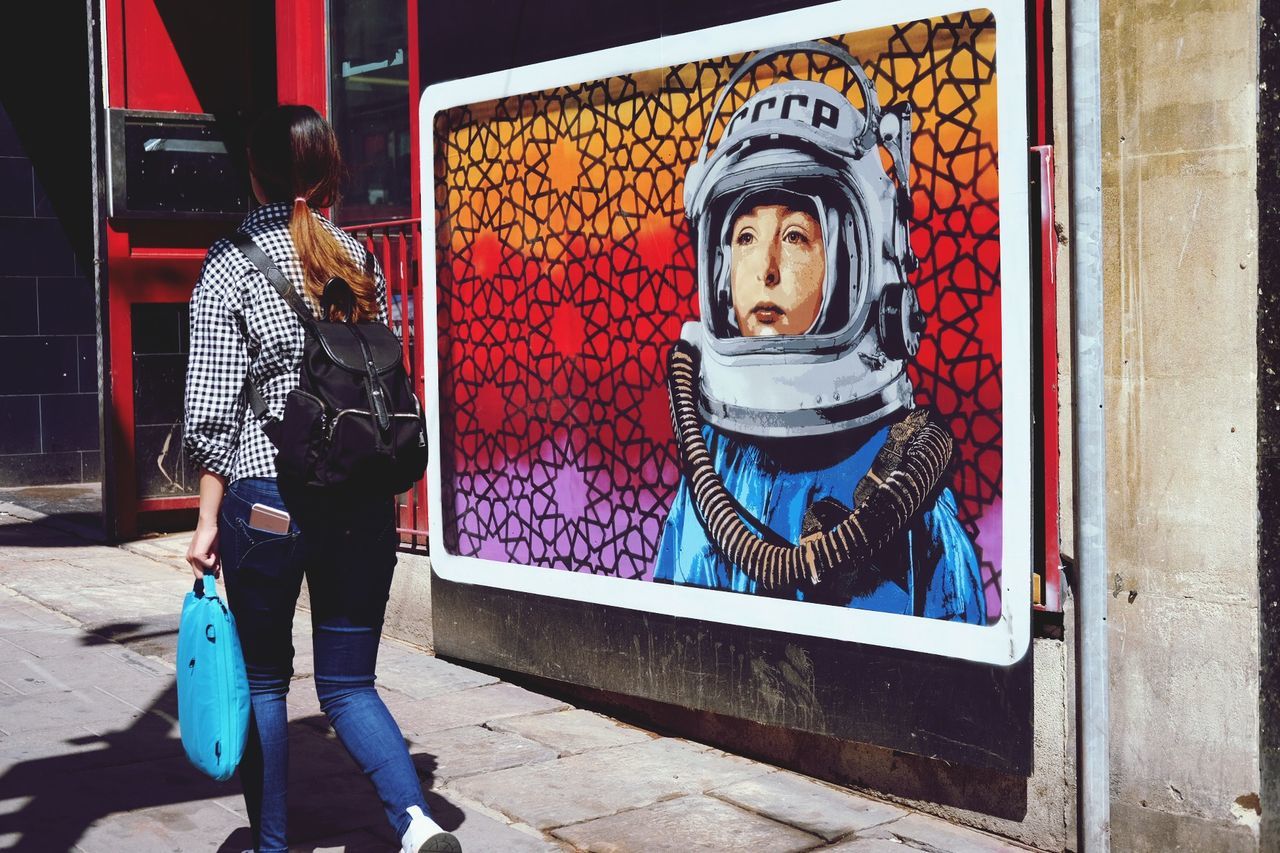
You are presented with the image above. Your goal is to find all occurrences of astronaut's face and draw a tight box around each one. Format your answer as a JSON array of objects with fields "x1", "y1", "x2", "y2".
[{"x1": 729, "y1": 204, "x2": 826, "y2": 337}]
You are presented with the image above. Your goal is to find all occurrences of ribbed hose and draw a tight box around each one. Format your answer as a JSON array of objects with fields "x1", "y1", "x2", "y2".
[{"x1": 668, "y1": 341, "x2": 953, "y2": 590}]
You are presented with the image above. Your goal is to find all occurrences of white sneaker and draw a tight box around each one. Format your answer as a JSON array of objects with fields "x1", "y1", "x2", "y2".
[{"x1": 400, "y1": 805, "x2": 461, "y2": 853}]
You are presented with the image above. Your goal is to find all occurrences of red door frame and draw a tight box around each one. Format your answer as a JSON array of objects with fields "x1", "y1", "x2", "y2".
[
  {"x1": 102, "y1": 0, "x2": 418, "y2": 539},
  {"x1": 102, "y1": 0, "x2": 325, "y2": 538}
]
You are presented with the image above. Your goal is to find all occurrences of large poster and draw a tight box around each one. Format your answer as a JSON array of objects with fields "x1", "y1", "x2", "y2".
[{"x1": 422, "y1": 0, "x2": 1031, "y2": 664}]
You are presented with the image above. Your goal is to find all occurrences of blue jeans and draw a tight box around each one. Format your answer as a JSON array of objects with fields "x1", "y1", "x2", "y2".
[{"x1": 218, "y1": 478, "x2": 429, "y2": 852}]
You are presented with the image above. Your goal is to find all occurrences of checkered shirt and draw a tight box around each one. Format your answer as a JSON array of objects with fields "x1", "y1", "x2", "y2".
[{"x1": 182, "y1": 202, "x2": 389, "y2": 482}]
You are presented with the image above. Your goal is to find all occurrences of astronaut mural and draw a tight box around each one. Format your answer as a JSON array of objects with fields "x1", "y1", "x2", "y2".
[
  {"x1": 424, "y1": 3, "x2": 1032, "y2": 660},
  {"x1": 654, "y1": 42, "x2": 983, "y2": 622}
]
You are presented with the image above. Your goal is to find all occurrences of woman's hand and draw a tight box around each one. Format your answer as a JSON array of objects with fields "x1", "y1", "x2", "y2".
[
  {"x1": 187, "y1": 519, "x2": 220, "y2": 579},
  {"x1": 188, "y1": 470, "x2": 229, "y2": 579}
]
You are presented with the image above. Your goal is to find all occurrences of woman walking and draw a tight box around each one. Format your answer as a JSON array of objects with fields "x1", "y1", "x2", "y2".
[{"x1": 182, "y1": 104, "x2": 460, "y2": 853}]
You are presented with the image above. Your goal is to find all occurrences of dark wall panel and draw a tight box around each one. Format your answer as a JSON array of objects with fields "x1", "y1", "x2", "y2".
[
  {"x1": 0, "y1": 4, "x2": 99, "y2": 486},
  {"x1": 1257, "y1": 1, "x2": 1279, "y2": 846}
]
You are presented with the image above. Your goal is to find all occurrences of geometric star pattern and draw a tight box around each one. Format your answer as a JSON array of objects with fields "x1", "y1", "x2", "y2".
[{"x1": 433, "y1": 11, "x2": 1004, "y2": 614}]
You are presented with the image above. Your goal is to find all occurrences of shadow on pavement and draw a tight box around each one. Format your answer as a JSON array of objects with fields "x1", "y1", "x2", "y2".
[
  {"x1": 0, "y1": 485, "x2": 105, "y2": 545},
  {"x1": 79, "y1": 620, "x2": 181, "y2": 649},
  {"x1": 0, "y1": 518, "x2": 106, "y2": 549},
  {"x1": 0, "y1": 626, "x2": 459, "y2": 852},
  {"x1": 0, "y1": 680, "x2": 233, "y2": 852}
]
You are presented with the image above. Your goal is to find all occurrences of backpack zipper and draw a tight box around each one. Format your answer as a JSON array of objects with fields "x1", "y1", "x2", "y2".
[{"x1": 326, "y1": 409, "x2": 422, "y2": 439}]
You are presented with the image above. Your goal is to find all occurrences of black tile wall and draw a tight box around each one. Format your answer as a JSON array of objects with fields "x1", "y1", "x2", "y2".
[
  {"x1": 38, "y1": 276, "x2": 95, "y2": 335},
  {"x1": 0, "y1": 102, "x2": 101, "y2": 487},
  {"x1": 77, "y1": 335, "x2": 97, "y2": 392},
  {"x1": 0, "y1": 218, "x2": 76, "y2": 277},
  {"x1": 0, "y1": 159, "x2": 34, "y2": 217},
  {"x1": 41, "y1": 393, "x2": 99, "y2": 452},
  {"x1": 81, "y1": 449, "x2": 100, "y2": 482},
  {"x1": 0, "y1": 337, "x2": 79, "y2": 395},
  {"x1": 0, "y1": 107, "x2": 22, "y2": 157},
  {"x1": 0, "y1": 395, "x2": 40, "y2": 454},
  {"x1": 33, "y1": 169, "x2": 56, "y2": 219},
  {"x1": 0, "y1": 278, "x2": 37, "y2": 335},
  {"x1": 0, "y1": 452, "x2": 81, "y2": 487}
]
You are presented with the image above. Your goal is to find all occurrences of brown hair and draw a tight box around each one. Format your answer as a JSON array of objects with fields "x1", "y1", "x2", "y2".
[{"x1": 247, "y1": 105, "x2": 377, "y2": 321}]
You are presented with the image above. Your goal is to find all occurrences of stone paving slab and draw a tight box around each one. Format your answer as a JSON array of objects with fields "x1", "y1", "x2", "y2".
[
  {"x1": 121, "y1": 535, "x2": 188, "y2": 564},
  {"x1": 710, "y1": 770, "x2": 908, "y2": 842},
  {"x1": 375, "y1": 649, "x2": 501, "y2": 699},
  {"x1": 283, "y1": 754, "x2": 401, "y2": 845},
  {"x1": 0, "y1": 723, "x2": 114, "y2": 765},
  {"x1": 71, "y1": 799, "x2": 246, "y2": 853},
  {"x1": 0, "y1": 651, "x2": 170, "y2": 707},
  {"x1": 487, "y1": 709, "x2": 655, "y2": 756},
  {"x1": 551, "y1": 793, "x2": 822, "y2": 853},
  {"x1": 446, "y1": 737, "x2": 773, "y2": 830},
  {"x1": 434, "y1": 795, "x2": 568, "y2": 853},
  {"x1": 0, "y1": 625, "x2": 114, "y2": 659},
  {"x1": 0, "y1": 601, "x2": 77, "y2": 631},
  {"x1": 3, "y1": 751, "x2": 238, "y2": 852},
  {"x1": 0, "y1": 686, "x2": 148, "y2": 736},
  {"x1": 279, "y1": 826, "x2": 390, "y2": 853},
  {"x1": 864, "y1": 811, "x2": 1032, "y2": 852},
  {"x1": 0, "y1": 721, "x2": 184, "y2": 775},
  {"x1": 382, "y1": 682, "x2": 570, "y2": 737},
  {"x1": 0, "y1": 577, "x2": 179, "y2": 629},
  {"x1": 827, "y1": 838, "x2": 925, "y2": 852},
  {"x1": 83, "y1": 619, "x2": 183, "y2": 665},
  {"x1": 408, "y1": 724, "x2": 559, "y2": 782},
  {"x1": 0, "y1": 552, "x2": 132, "y2": 583}
]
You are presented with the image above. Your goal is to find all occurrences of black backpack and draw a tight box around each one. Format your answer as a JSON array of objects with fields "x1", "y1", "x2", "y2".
[{"x1": 233, "y1": 233, "x2": 428, "y2": 496}]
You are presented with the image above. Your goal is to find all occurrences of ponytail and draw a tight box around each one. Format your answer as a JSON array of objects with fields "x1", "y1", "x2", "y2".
[
  {"x1": 249, "y1": 105, "x2": 379, "y2": 322},
  {"x1": 289, "y1": 197, "x2": 378, "y2": 322}
]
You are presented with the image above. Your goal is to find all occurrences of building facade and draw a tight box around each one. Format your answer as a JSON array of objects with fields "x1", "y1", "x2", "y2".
[{"x1": 0, "y1": 1, "x2": 1271, "y2": 849}]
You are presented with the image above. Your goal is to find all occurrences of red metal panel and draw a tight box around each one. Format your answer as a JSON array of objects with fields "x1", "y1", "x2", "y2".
[
  {"x1": 106, "y1": 226, "x2": 138, "y2": 538},
  {"x1": 407, "y1": 0, "x2": 422, "y2": 220},
  {"x1": 138, "y1": 497, "x2": 200, "y2": 512},
  {"x1": 121, "y1": 0, "x2": 202, "y2": 112},
  {"x1": 1032, "y1": 0, "x2": 1050, "y2": 147},
  {"x1": 104, "y1": 0, "x2": 126, "y2": 108},
  {"x1": 275, "y1": 0, "x2": 327, "y2": 113},
  {"x1": 105, "y1": 223, "x2": 209, "y2": 538},
  {"x1": 1034, "y1": 144, "x2": 1062, "y2": 612}
]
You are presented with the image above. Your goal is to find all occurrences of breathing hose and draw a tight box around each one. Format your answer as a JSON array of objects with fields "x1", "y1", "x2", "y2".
[{"x1": 667, "y1": 340, "x2": 954, "y2": 592}]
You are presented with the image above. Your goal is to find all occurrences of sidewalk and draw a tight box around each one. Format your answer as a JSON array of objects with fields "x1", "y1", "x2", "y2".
[{"x1": 0, "y1": 500, "x2": 1034, "y2": 853}]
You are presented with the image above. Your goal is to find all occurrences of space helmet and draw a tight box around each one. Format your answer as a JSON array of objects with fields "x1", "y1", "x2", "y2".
[{"x1": 680, "y1": 41, "x2": 923, "y2": 438}]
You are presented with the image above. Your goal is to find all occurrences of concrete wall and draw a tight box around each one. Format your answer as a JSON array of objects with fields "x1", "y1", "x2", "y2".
[{"x1": 1097, "y1": 0, "x2": 1261, "y2": 848}]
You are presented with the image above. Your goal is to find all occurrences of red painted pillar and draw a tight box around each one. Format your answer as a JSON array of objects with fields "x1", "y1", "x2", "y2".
[{"x1": 276, "y1": 0, "x2": 328, "y2": 114}]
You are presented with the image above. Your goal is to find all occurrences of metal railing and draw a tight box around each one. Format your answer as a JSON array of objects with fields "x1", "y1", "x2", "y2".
[{"x1": 344, "y1": 218, "x2": 429, "y2": 551}]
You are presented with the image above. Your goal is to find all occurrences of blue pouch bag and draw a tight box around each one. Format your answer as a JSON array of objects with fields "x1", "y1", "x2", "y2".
[{"x1": 176, "y1": 574, "x2": 250, "y2": 781}]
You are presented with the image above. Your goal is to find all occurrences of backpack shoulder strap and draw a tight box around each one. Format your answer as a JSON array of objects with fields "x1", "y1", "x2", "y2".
[
  {"x1": 243, "y1": 378, "x2": 273, "y2": 423},
  {"x1": 230, "y1": 232, "x2": 311, "y2": 433},
  {"x1": 231, "y1": 232, "x2": 317, "y2": 329}
]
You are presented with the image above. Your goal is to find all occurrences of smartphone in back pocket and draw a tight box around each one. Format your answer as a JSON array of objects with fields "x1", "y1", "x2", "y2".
[{"x1": 248, "y1": 503, "x2": 291, "y2": 534}]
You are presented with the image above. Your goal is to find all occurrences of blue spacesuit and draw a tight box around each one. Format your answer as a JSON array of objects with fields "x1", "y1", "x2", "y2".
[{"x1": 654, "y1": 422, "x2": 986, "y2": 622}]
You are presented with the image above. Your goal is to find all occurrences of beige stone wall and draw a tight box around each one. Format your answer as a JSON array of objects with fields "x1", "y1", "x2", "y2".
[{"x1": 1093, "y1": 0, "x2": 1261, "y2": 847}]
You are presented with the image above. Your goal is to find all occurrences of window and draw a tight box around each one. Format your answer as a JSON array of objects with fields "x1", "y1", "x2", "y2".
[{"x1": 328, "y1": 0, "x2": 410, "y2": 225}]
